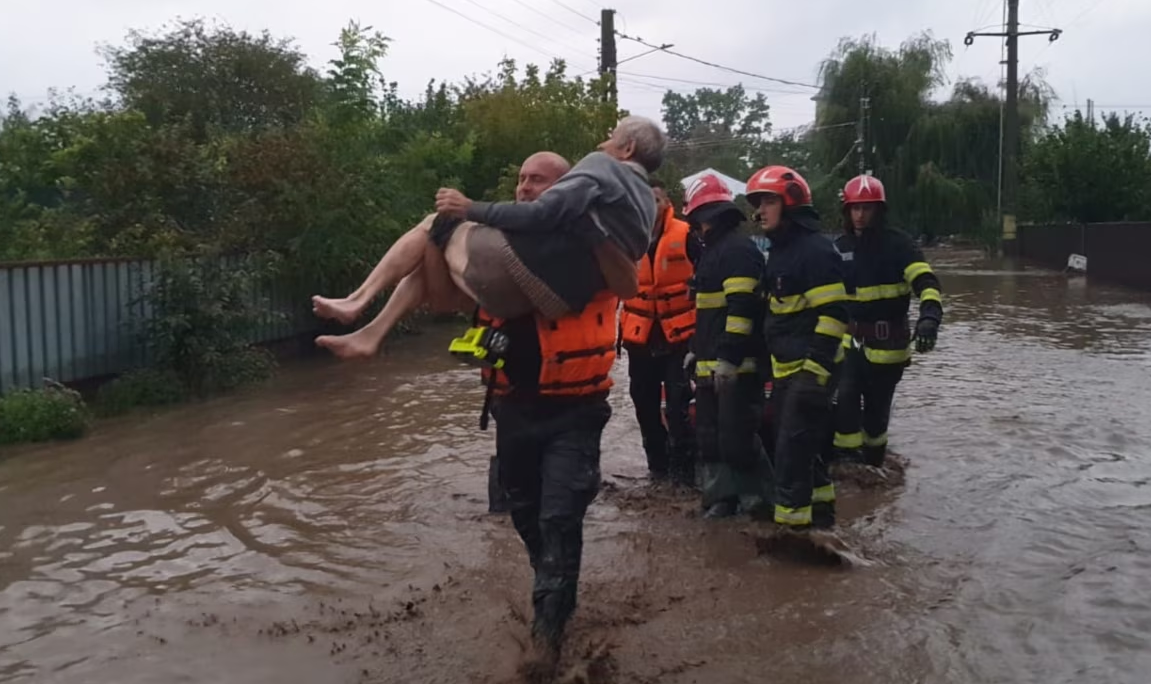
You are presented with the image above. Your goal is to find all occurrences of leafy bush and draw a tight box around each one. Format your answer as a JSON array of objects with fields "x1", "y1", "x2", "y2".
[
  {"x1": 0, "y1": 386, "x2": 90, "y2": 445},
  {"x1": 136, "y1": 255, "x2": 280, "y2": 397},
  {"x1": 93, "y1": 368, "x2": 187, "y2": 417}
]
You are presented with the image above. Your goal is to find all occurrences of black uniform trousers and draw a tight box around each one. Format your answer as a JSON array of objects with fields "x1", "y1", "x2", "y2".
[
  {"x1": 771, "y1": 372, "x2": 838, "y2": 528},
  {"x1": 833, "y1": 346, "x2": 905, "y2": 466},
  {"x1": 694, "y1": 374, "x2": 771, "y2": 511},
  {"x1": 492, "y1": 395, "x2": 611, "y2": 647},
  {"x1": 626, "y1": 343, "x2": 694, "y2": 480}
]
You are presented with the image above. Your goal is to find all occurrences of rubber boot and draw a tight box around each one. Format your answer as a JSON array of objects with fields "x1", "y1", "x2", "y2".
[{"x1": 862, "y1": 444, "x2": 886, "y2": 468}]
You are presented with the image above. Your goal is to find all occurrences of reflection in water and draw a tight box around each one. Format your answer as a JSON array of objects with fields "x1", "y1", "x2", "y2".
[{"x1": 1, "y1": 249, "x2": 1150, "y2": 683}]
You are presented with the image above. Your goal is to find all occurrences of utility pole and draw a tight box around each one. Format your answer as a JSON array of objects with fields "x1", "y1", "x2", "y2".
[
  {"x1": 599, "y1": 9, "x2": 617, "y2": 103},
  {"x1": 1086, "y1": 98, "x2": 1095, "y2": 123},
  {"x1": 965, "y1": 0, "x2": 1061, "y2": 255},
  {"x1": 856, "y1": 89, "x2": 871, "y2": 175}
]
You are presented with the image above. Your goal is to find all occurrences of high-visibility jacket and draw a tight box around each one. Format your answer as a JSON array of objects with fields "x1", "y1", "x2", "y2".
[
  {"x1": 763, "y1": 210, "x2": 851, "y2": 384},
  {"x1": 477, "y1": 290, "x2": 619, "y2": 397},
  {"x1": 620, "y1": 211, "x2": 696, "y2": 346},
  {"x1": 689, "y1": 224, "x2": 766, "y2": 377},
  {"x1": 834, "y1": 226, "x2": 943, "y2": 366}
]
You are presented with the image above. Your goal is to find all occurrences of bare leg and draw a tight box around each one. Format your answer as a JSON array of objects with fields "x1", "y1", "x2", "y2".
[
  {"x1": 312, "y1": 214, "x2": 436, "y2": 324},
  {"x1": 315, "y1": 236, "x2": 479, "y2": 360},
  {"x1": 315, "y1": 267, "x2": 431, "y2": 359}
]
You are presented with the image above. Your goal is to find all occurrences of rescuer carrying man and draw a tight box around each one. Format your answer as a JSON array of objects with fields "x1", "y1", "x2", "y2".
[
  {"x1": 619, "y1": 179, "x2": 701, "y2": 486},
  {"x1": 681, "y1": 174, "x2": 770, "y2": 519},
  {"x1": 831, "y1": 174, "x2": 943, "y2": 468},
  {"x1": 747, "y1": 165, "x2": 850, "y2": 531}
]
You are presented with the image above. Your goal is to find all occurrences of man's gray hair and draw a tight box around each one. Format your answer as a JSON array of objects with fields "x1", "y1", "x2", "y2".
[{"x1": 616, "y1": 115, "x2": 668, "y2": 174}]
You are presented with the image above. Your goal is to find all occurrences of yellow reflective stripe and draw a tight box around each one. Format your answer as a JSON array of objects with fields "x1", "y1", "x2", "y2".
[
  {"x1": 804, "y1": 282, "x2": 849, "y2": 308},
  {"x1": 834, "y1": 432, "x2": 864, "y2": 449},
  {"x1": 864, "y1": 432, "x2": 888, "y2": 447},
  {"x1": 855, "y1": 282, "x2": 911, "y2": 302},
  {"x1": 696, "y1": 291, "x2": 726, "y2": 309},
  {"x1": 771, "y1": 356, "x2": 804, "y2": 378},
  {"x1": 815, "y1": 315, "x2": 848, "y2": 339},
  {"x1": 834, "y1": 344, "x2": 846, "y2": 363},
  {"x1": 723, "y1": 276, "x2": 759, "y2": 295},
  {"x1": 802, "y1": 359, "x2": 832, "y2": 382},
  {"x1": 725, "y1": 315, "x2": 753, "y2": 335},
  {"x1": 696, "y1": 358, "x2": 758, "y2": 376},
  {"x1": 769, "y1": 294, "x2": 805, "y2": 314},
  {"x1": 841, "y1": 333, "x2": 853, "y2": 349},
  {"x1": 904, "y1": 261, "x2": 933, "y2": 284},
  {"x1": 771, "y1": 357, "x2": 834, "y2": 383},
  {"x1": 864, "y1": 347, "x2": 911, "y2": 364},
  {"x1": 812, "y1": 484, "x2": 836, "y2": 504},
  {"x1": 920, "y1": 287, "x2": 942, "y2": 304},
  {"x1": 774, "y1": 504, "x2": 812, "y2": 526}
]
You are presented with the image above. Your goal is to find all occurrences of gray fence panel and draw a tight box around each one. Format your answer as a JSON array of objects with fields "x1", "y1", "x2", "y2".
[{"x1": 0, "y1": 257, "x2": 316, "y2": 394}]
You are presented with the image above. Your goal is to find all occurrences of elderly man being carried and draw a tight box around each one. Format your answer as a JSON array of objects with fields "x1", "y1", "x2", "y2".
[{"x1": 311, "y1": 115, "x2": 667, "y2": 359}]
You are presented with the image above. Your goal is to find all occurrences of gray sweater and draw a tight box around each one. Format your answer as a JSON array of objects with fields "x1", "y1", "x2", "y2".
[{"x1": 465, "y1": 151, "x2": 656, "y2": 262}]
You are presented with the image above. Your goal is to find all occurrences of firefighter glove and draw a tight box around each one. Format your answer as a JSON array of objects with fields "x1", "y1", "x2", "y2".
[
  {"x1": 914, "y1": 317, "x2": 939, "y2": 353},
  {"x1": 713, "y1": 359, "x2": 738, "y2": 393}
]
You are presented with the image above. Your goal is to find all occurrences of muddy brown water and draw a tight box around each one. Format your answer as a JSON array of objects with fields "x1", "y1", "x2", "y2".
[{"x1": 2, "y1": 248, "x2": 1150, "y2": 684}]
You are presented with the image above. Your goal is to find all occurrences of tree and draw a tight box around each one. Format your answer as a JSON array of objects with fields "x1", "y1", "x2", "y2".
[
  {"x1": 1022, "y1": 111, "x2": 1151, "y2": 223},
  {"x1": 101, "y1": 18, "x2": 323, "y2": 139},
  {"x1": 660, "y1": 85, "x2": 771, "y2": 178},
  {"x1": 457, "y1": 59, "x2": 620, "y2": 199}
]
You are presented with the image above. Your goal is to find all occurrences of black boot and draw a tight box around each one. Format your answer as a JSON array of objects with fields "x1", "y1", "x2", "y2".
[
  {"x1": 862, "y1": 444, "x2": 886, "y2": 468},
  {"x1": 703, "y1": 499, "x2": 738, "y2": 519}
]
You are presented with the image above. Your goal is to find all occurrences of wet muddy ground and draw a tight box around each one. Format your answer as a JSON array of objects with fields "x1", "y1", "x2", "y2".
[{"x1": 2, "y1": 249, "x2": 1151, "y2": 683}]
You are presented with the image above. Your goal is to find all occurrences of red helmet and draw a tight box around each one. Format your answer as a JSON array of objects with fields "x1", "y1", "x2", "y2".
[
  {"x1": 745, "y1": 165, "x2": 812, "y2": 208},
  {"x1": 683, "y1": 173, "x2": 734, "y2": 216},
  {"x1": 842, "y1": 174, "x2": 886, "y2": 205}
]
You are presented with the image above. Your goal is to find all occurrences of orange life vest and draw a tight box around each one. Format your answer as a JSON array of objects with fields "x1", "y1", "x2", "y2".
[
  {"x1": 478, "y1": 290, "x2": 619, "y2": 397},
  {"x1": 620, "y1": 209, "x2": 696, "y2": 346}
]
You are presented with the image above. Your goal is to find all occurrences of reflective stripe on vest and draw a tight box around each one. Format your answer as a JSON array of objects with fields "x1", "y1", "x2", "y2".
[
  {"x1": 479, "y1": 291, "x2": 619, "y2": 397},
  {"x1": 620, "y1": 214, "x2": 696, "y2": 345}
]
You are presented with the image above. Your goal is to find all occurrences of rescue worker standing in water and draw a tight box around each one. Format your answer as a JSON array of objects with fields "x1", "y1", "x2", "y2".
[
  {"x1": 746, "y1": 165, "x2": 850, "y2": 531},
  {"x1": 465, "y1": 290, "x2": 618, "y2": 669},
  {"x1": 619, "y1": 179, "x2": 701, "y2": 486},
  {"x1": 831, "y1": 174, "x2": 943, "y2": 467},
  {"x1": 681, "y1": 174, "x2": 770, "y2": 519}
]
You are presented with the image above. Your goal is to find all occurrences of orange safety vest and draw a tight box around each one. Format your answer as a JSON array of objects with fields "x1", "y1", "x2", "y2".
[
  {"x1": 619, "y1": 209, "x2": 696, "y2": 346},
  {"x1": 477, "y1": 290, "x2": 619, "y2": 397}
]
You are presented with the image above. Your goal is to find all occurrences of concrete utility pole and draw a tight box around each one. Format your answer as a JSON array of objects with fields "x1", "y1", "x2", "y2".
[
  {"x1": 857, "y1": 89, "x2": 871, "y2": 175},
  {"x1": 965, "y1": 0, "x2": 1061, "y2": 255},
  {"x1": 599, "y1": 9, "x2": 617, "y2": 103}
]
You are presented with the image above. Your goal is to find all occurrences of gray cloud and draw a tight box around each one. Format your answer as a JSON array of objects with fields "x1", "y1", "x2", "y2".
[{"x1": 2, "y1": 0, "x2": 1147, "y2": 131}]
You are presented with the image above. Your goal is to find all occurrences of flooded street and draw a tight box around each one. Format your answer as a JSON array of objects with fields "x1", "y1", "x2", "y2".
[{"x1": 2, "y1": 248, "x2": 1150, "y2": 684}]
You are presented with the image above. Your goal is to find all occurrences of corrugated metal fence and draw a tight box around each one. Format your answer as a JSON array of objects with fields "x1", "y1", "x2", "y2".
[
  {"x1": 0, "y1": 256, "x2": 312, "y2": 394},
  {"x1": 1018, "y1": 222, "x2": 1151, "y2": 291}
]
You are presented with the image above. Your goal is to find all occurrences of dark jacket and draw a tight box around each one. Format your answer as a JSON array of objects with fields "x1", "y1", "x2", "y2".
[
  {"x1": 834, "y1": 224, "x2": 943, "y2": 363},
  {"x1": 763, "y1": 208, "x2": 850, "y2": 381},
  {"x1": 690, "y1": 223, "x2": 766, "y2": 376}
]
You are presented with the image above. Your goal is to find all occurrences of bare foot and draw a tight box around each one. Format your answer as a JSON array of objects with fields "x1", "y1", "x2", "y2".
[
  {"x1": 315, "y1": 330, "x2": 381, "y2": 359},
  {"x1": 311, "y1": 295, "x2": 364, "y2": 325}
]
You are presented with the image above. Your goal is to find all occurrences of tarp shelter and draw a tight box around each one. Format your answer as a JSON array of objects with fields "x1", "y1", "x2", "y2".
[{"x1": 679, "y1": 168, "x2": 747, "y2": 197}]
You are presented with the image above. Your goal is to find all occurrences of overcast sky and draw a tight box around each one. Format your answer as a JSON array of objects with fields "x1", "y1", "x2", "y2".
[{"x1": 3, "y1": 0, "x2": 1149, "y2": 132}]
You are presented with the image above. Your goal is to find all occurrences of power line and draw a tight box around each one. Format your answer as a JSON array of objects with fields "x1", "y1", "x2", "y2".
[
  {"x1": 459, "y1": 0, "x2": 588, "y2": 56},
  {"x1": 547, "y1": 0, "x2": 598, "y2": 24},
  {"x1": 615, "y1": 33, "x2": 820, "y2": 90},
  {"x1": 618, "y1": 71, "x2": 812, "y2": 96},
  {"x1": 421, "y1": 0, "x2": 590, "y2": 71},
  {"x1": 506, "y1": 0, "x2": 589, "y2": 37}
]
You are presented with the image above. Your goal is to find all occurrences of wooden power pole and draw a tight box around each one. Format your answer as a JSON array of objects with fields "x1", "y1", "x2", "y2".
[{"x1": 599, "y1": 9, "x2": 617, "y2": 103}]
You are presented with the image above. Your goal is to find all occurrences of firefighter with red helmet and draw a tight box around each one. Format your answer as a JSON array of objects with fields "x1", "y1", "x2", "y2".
[
  {"x1": 747, "y1": 165, "x2": 850, "y2": 531},
  {"x1": 832, "y1": 174, "x2": 943, "y2": 467},
  {"x1": 681, "y1": 174, "x2": 771, "y2": 519}
]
